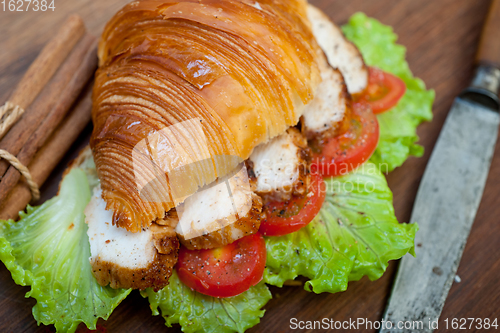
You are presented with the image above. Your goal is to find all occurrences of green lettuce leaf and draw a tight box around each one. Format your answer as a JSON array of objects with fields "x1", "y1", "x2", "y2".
[
  {"x1": 264, "y1": 163, "x2": 418, "y2": 293},
  {"x1": 343, "y1": 13, "x2": 435, "y2": 172},
  {"x1": 142, "y1": 271, "x2": 271, "y2": 333},
  {"x1": 0, "y1": 168, "x2": 131, "y2": 332}
]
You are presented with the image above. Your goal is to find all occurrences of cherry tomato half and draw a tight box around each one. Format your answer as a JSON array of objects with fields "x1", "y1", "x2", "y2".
[
  {"x1": 176, "y1": 233, "x2": 266, "y2": 298},
  {"x1": 259, "y1": 173, "x2": 326, "y2": 236},
  {"x1": 310, "y1": 102, "x2": 379, "y2": 177},
  {"x1": 356, "y1": 67, "x2": 406, "y2": 114}
]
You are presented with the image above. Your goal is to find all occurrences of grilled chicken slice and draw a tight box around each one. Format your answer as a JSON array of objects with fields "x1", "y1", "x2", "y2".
[
  {"x1": 248, "y1": 128, "x2": 310, "y2": 201},
  {"x1": 302, "y1": 57, "x2": 350, "y2": 140},
  {"x1": 307, "y1": 5, "x2": 368, "y2": 95},
  {"x1": 85, "y1": 185, "x2": 178, "y2": 291},
  {"x1": 175, "y1": 164, "x2": 264, "y2": 250},
  {"x1": 177, "y1": 129, "x2": 310, "y2": 250}
]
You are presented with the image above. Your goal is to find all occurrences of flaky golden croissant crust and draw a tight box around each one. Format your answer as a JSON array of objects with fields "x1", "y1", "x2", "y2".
[{"x1": 91, "y1": 0, "x2": 321, "y2": 232}]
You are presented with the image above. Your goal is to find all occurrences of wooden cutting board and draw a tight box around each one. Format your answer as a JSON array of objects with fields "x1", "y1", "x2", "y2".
[{"x1": 0, "y1": 0, "x2": 499, "y2": 332}]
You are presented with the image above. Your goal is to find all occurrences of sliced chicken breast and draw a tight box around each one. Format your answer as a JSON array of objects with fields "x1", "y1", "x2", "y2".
[
  {"x1": 175, "y1": 163, "x2": 264, "y2": 250},
  {"x1": 177, "y1": 129, "x2": 310, "y2": 250},
  {"x1": 85, "y1": 185, "x2": 178, "y2": 291},
  {"x1": 302, "y1": 57, "x2": 350, "y2": 139},
  {"x1": 248, "y1": 128, "x2": 310, "y2": 200},
  {"x1": 307, "y1": 5, "x2": 368, "y2": 95}
]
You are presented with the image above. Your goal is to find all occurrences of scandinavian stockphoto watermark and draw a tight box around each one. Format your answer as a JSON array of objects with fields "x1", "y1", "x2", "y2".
[
  {"x1": 312, "y1": 158, "x2": 390, "y2": 176},
  {"x1": 125, "y1": 117, "x2": 388, "y2": 239},
  {"x1": 290, "y1": 317, "x2": 499, "y2": 331},
  {"x1": 290, "y1": 317, "x2": 428, "y2": 331},
  {"x1": 127, "y1": 117, "x2": 248, "y2": 240}
]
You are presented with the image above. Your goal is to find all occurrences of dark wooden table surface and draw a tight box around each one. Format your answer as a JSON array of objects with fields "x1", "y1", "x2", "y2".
[{"x1": 1, "y1": 0, "x2": 499, "y2": 332}]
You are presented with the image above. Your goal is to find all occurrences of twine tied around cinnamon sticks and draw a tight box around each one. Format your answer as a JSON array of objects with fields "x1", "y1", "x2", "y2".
[
  {"x1": 0, "y1": 101, "x2": 25, "y2": 138},
  {"x1": 0, "y1": 102, "x2": 39, "y2": 200},
  {"x1": 0, "y1": 147, "x2": 39, "y2": 201}
]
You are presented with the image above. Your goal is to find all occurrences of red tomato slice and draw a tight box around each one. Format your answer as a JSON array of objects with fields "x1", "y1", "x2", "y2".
[
  {"x1": 358, "y1": 67, "x2": 406, "y2": 114},
  {"x1": 176, "y1": 233, "x2": 266, "y2": 298},
  {"x1": 259, "y1": 173, "x2": 326, "y2": 236},
  {"x1": 310, "y1": 102, "x2": 379, "y2": 177}
]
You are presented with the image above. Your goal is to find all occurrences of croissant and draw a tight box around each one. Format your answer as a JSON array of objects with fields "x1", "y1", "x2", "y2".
[{"x1": 91, "y1": 0, "x2": 322, "y2": 233}]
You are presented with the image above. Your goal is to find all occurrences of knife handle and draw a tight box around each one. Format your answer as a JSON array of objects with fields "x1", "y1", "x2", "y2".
[{"x1": 477, "y1": 0, "x2": 500, "y2": 68}]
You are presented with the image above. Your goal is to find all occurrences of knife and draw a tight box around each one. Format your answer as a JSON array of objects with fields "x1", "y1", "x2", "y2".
[{"x1": 379, "y1": 1, "x2": 500, "y2": 332}]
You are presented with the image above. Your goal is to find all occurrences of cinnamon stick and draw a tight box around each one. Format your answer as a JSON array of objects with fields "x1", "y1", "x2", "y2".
[
  {"x1": 0, "y1": 37, "x2": 97, "y2": 204},
  {"x1": 0, "y1": 15, "x2": 85, "y2": 139},
  {"x1": 0, "y1": 33, "x2": 96, "y2": 177},
  {"x1": 0, "y1": 87, "x2": 92, "y2": 220}
]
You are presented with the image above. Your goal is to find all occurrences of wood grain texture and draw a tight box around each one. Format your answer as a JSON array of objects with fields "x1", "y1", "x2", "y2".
[{"x1": 0, "y1": 0, "x2": 499, "y2": 332}]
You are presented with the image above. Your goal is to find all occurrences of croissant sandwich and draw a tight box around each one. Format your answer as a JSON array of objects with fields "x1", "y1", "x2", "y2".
[
  {"x1": 87, "y1": 0, "x2": 369, "y2": 291},
  {"x1": 0, "y1": 1, "x2": 432, "y2": 330}
]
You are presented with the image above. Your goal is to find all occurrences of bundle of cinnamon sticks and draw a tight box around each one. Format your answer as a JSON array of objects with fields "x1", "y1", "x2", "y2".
[{"x1": 0, "y1": 15, "x2": 97, "y2": 220}]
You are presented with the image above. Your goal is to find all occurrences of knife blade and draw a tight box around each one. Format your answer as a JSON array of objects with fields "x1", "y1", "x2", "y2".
[{"x1": 379, "y1": 0, "x2": 500, "y2": 332}]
